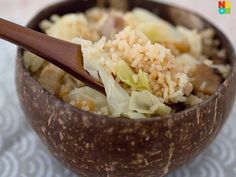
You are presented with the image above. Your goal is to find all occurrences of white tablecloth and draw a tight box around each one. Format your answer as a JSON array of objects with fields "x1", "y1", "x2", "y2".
[{"x1": 0, "y1": 1, "x2": 236, "y2": 177}]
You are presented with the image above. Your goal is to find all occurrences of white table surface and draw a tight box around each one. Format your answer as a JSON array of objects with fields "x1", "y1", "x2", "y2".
[{"x1": 0, "y1": 1, "x2": 236, "y2": 177}]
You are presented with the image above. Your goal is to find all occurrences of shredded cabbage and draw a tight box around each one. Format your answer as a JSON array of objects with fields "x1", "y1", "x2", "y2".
[
  {"x1": 129, "y1": 90, "x2": 171, "y2": 116},
  {"x1": 63, "y1": 86, "x2": 108, "y2": 113},
  {"x1": 98, "y1": 67, "x2": 171, "y2": 117},
  {"x1": 23, "y1": 52, "x2": 45, "y2": 72},
  {"x1": 126, "y1": 8, "x2": 185, "y2": 43},
  {"x1": 124, "y1": 111, "x2": 145, "y2": 119},
  {"x1": 114, "y1": 60, "x2": 151, "y2": 91},
  {"x1": 72, "y1": 38, "x2": 103, "y2": 80},
  {"x1": 72, "y1": 35, "x2": 172, "y2": 118},
  {"x1": 176, "y1": 26, "x2": 202, "y2": 57},
  {"x1": 98, "y1": 66, "x2": 130, "y2": 117}
]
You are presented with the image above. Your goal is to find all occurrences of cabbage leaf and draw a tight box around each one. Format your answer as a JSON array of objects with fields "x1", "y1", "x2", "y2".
[
  {"x1": 114, "y1": 60, "x2": 151, "y2": 91},
  {"x1": 129, "y1": 90, "x2": 171, "y2": 116},
  {"x1": 63, "y1": 86, "x2": 109, "y2": 113},
  {"x1": 126, "y1": 8, "x2": 185, "y2": 43},
  {"x1": 98, "y1": 66, "x2": 130, "y2": 117}
]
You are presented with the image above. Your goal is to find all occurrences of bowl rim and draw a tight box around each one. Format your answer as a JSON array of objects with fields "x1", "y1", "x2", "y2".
[{"x1": 17, "y1": 0, "x2": 236, "y2": 123}]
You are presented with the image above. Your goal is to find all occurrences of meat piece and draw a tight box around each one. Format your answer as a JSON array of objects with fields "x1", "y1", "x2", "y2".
[
  {"x1": 97, "y1": 0, "x2": 106, "y2": 8},
  {"x1": 212, "y1": 57, "x2": 226, "y2": 65},
  {"x1": 192, "y1": 64, "x2": 222, "y2": 95},
  {"x1": 101, "y1": 15, "x2": 125, "y2": 38},
  {"x1": 109, "y1": 0, "x2": 128, "y2": 10}
]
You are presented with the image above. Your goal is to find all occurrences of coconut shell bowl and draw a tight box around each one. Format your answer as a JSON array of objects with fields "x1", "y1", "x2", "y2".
[{"x1": 16, "y1": 0, "x2": 236, "y2": 177}]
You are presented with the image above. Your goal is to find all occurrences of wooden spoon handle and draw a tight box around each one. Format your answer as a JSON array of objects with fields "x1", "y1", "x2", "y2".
[
  {"x1": 0, "y1": 18, "x2": 81, "y2": 69},
  {"x1": 0, "y1": 18, "x2": 105, "y2": 93}
]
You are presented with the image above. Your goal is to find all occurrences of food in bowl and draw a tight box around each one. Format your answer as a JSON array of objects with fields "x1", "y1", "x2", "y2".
[{"x1": 23, "y1": 7, "x2": 230, "y2": 118}]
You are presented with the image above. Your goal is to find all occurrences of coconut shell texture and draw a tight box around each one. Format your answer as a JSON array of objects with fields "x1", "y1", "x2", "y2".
[{"x1": 15, "y1": 0, "x2": 236, "y2": 177}]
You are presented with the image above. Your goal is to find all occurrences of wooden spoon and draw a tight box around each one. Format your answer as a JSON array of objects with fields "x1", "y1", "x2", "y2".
[{"x1": 0, "y1": 18, "x2": 105, "y2": 93}]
